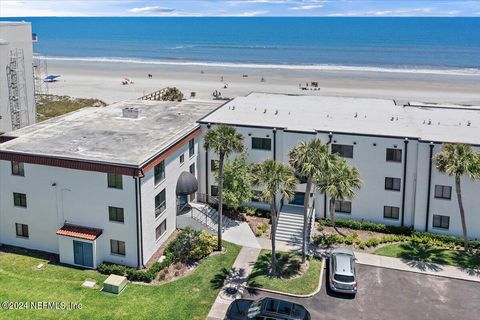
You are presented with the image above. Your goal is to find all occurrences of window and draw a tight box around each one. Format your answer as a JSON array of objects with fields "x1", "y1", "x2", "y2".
[
  {"x1": 189, "y1": 163, "x2": 195, "y2": 176},
  {"x1": 155, "y1": 189, "x2": 166, "y2": 217},
  {"x1": 331, "y1": 144, "x2": 353, "y2": 158},
  {"x1": 156, "y1": 219, "x2": 167, "y2": 240},
  {"x1": 107, "y1": 173, "x2": 123, "y2": 189},
  {"x1": 211, "y1": 160, "x2": 219, "y2": 171},
  {"x1": 433, "y1": 215, "x2": 450, "y2": 229},
  {"x1": 434, "y1": 185, "x2": 452, "y2": 200},
  {"x1": 251, "y1": 137, "x2": 271, "y2": 151},
  {"x1": 180, "y1": 154, "x2": 185, "y2": 164},
  {"x1": 13, "y1": 192, "x2": 27, "y2": 207},
  {"x1": 15, "y1": 223, "x2": 29, "y2": 238},
  {"x1": 335, "y1": 200, "x2": 352, "y2": 213},
  {"x1": 385, "y1": 177, "x2": 401, "y2": 191},
  {"x1": 110, "y1": 239, "x2": 126, "y2": 255},
  {"x1": 211, "y1": 185, "x2": 219, "y2": 196},
  {"x1": 386, "y1": 148, "x2": 402, "y2": 162},
  {"x1": 11, "y1": 161, "x2": 25, "y2": 176},
  {"x1": 189, "y1": 139, "x2": 195, "y2": 157},
  {"x1": 384, "y1": 206, "x2": 400, "y2": 219},
  {"x1": 154, "y1": 160, "x2": 165, "y2": 185},
  {"x1": 109, "y1": 206, "x2": 124, "y2": 223}
]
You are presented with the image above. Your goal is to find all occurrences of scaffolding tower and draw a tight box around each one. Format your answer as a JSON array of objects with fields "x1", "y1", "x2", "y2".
[
  {"x1": 6, "y1": 48, "x2": 30, "y2": 130},
  {"x1": 33, "y1": 54, "x2": 48, "y2": 101}
]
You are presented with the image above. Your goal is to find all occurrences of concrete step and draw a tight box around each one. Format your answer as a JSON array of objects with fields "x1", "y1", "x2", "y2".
[
  {"x1": 277, "y1": 219, "x2": 304, "y2": 227},
  {"x1": 277, "y1": 226, "x2": 304, "y2": 233},
  {"x1": 278, "y1": 212, "x2": 305, "y2": 218},
  {"x1": 278, "y1": 215, "x2": 304, "y2": 222}
]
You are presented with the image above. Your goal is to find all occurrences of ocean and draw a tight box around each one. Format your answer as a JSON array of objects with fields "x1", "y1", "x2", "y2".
[{"x1": 3, "y1": 17, "x2": 480, "y2": 74}]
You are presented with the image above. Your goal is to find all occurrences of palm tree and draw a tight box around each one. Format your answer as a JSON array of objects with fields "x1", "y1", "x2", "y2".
[
  {"x1": 433, "y1": 144, "x2": 480, "y2": 251},
  {"x1": 204, "y1": 125, "x2": 244, "y2": 251},
  {"x1": 316, "y1": 157, "x2": 363, "y2": 236},
  {"x1": 254, "y1": 160, "x2": 297, "y2": 276},
  {"x1": 289, "y1": 138, "x2": 329, "y2": 262}
]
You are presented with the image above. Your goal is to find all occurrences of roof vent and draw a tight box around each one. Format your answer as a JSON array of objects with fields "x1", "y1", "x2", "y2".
[
  {"x1": 428, "y1": 119, "x2": 432, "y2": 125},
  {"x1": 467, "y1": 121, "x2": 471, "y2": 126},
  {"x1": 275, "y1": 110, "x2": 278, "y2": 115},
  {"x1": 232, "y1": 105, "x2": 235, "y2": 110},
  {"x1": 263, "y1": 109, "x2": 267, "y2": 114},
  {"x1": 390, "y1": 116, "x2": 394, "y2": 121},
  {"x1": 354, "y1": 112, "x2": 358, "y2": 118},
  {"x1": 122, "y1": 107, "x2": 139, "y2": 119}
]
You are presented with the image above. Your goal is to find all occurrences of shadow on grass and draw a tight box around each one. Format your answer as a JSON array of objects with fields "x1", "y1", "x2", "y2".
[
  {"x1": 395, "y1": 243, "x2": 447, "y2": 272},
  {"x1": 249, "y1": 252, "x2": 302, "y2": 280}
]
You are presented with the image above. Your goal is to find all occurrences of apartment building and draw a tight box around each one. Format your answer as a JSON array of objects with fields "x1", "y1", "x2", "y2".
[
  {"x1": 0, "y1": 99, "x2": 221, "y2": 268},
  {"x1": 198, "y1": 93, "x2": 480, "y2": 239},
  {"x1": 0, "y1": 22, "x2": 36, "y2": 132}
]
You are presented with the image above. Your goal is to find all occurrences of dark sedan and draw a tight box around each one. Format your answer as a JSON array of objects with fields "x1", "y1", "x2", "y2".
[{"x1": 225, "y1": 297, "x2": 311, "y2": 320}]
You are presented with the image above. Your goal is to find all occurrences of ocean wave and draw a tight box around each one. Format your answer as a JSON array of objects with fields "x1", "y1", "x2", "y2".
[{"x1": 41, "y1": 56, "x2": 480, "y2": 76}]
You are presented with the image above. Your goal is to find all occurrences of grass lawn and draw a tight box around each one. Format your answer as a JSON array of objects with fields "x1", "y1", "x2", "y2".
[
  {"x1": 247, "y1": 250, "x2": 322, "y2": 295},
  {"x1": 374, "y1": 242, "x2": 480, "y2": 269},
  {"x1": 0, "y1": 242, "x2": 240, "y2": 320}
]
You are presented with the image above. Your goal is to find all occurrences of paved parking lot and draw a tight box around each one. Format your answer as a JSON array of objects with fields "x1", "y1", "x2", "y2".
[{"x1": 244, "y1": 264, "x2": 480, "y2": 320}]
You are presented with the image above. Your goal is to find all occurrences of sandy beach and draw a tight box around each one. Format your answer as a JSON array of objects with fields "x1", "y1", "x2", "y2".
[{"x1": 45, "y1": 59, "x2": 480, "y2": 105}]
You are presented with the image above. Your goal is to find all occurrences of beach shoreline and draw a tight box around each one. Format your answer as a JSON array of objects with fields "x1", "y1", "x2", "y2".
[{"x1": 44, "y1": 59, "x2": 480, "y2": 105}]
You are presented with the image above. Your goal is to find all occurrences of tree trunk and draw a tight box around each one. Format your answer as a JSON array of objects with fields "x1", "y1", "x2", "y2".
[
  {"x1": 302, "y1": 179, "x2": 312, "y2": 263},
  {"x1": 455, "y1": 175, "x2": 469, "y2": 251},
  {"x1": 270, "y1": 197, "x2": 277, "y2": 276},
  {"x1": 330, "y1": 197, "x2": 346, "y2": 237},
  {"x1": 217, "y1": 154, "x2": 224, "y2": 251}
]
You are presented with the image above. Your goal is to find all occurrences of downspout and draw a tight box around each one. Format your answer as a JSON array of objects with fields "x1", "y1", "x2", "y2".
[
  {"x1": 425, "y1": 142, "x2": 434, "y2": 232},
  {"x1": 133, "y1": 172, "x2": 140, "y2": 268},
  {"x1": 205, "y1": 123, "x2": 211, "y2": 195},
  {"x1": 324, "y1": 132, "x2": 333, "y2": 219},
  {"x1": 401, "y1": 138, "x2": 409, "y2": 227},
  {"x1": 134, "y1": 169, "x2": 145, "y2": 269},
  {"x1": 272, "y1": 128, "x2": 277, "y2": 161}
]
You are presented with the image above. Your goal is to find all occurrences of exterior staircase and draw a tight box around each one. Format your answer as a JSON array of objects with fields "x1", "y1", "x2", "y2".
[
  {"x1": 275, "y1": 203, "x2": 315, "y2": 244},
  {"x1": 189, "y1": 202, "x2": 232, "y2": 232}
]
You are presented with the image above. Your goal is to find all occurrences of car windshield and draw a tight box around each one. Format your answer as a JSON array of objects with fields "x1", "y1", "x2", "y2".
[{"x1": 334, "y1": 274, "x2": 355, "y2": 283}]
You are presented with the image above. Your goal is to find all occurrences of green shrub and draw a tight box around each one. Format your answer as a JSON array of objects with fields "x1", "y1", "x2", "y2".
[
  {"x1": 165, "y1": 227, "x2": 200, "y2": 262},
  {"x1": 244, "y1": 207, "x2": 257, "y2": 216},
  {"x1": 97, "y1": 262, "x2": 126, "y2": 276},
  {"x1": 190, "y1": 231, "x2": 217, "y2": 260},
  {"x1": 165, "y1": 228, "x2": 218, "y2": 262},
  {"x1": 319, "y1": 218, "x2": 413, "y2": 235},
  {"x1": 126, "y1": 268, "x2": 156, "y2": 283}
]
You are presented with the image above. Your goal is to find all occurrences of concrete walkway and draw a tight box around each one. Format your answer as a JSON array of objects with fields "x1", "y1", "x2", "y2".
[
  {"x1": 355, "y1": 251, "x2": 480, "y2": 282},
  {"x1": 207, "y1": 246, "x2": 261, "y2": 320},
  {"x1": 223, "y1": 221, "x2": 261, "y2": 249},
  {"x1": 257, "y1": 237, "x2": 480, "y2": 282}
]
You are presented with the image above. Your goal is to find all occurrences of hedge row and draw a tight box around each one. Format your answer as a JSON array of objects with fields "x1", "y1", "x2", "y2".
[
  {"x1": 316, "y1": 218, "x2": 480, "y2": 250},
  {"x1": 319, "y1": 218, "x2": 413, "y2": 235}
]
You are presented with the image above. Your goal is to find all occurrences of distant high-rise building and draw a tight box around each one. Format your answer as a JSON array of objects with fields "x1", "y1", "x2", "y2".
[{"x1": 0, "y1": 22, "x2": 36, "y2": 133}]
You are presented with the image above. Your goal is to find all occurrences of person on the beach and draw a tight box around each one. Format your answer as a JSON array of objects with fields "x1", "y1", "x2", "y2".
[{"x1": 221, "y1": 76, "x2": 223, "y2": 82}]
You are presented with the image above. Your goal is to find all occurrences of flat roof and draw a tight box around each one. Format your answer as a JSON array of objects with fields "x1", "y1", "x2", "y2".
[
  {"x1": 0, "y1": 99, "x2": 223, "y2": 166},
  {"x1": 200, "y1": 92, "x2": 480, "y2": 145}
]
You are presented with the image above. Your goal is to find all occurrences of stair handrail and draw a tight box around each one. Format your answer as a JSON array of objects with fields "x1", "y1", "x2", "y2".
[{"x1": 190, "y1": 205, "x2": 216, "y2": 231}]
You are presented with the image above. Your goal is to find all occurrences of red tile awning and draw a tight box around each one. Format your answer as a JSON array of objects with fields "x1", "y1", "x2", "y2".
[{"x1": 56, "y1": 224, "x2": 103, "y2": 241}]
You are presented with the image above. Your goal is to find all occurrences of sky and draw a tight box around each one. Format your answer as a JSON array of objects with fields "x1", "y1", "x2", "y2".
[{"x1": 1, "y1": 0, "x2": 480, "y2": 17}]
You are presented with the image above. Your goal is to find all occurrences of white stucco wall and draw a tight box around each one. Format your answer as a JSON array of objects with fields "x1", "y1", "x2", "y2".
[
  {"x1": 0, "y1": 160, "x2": 138, "y2": 267},
  {"x1": 140, "y1": 136, "x2": 199, "y2": 265},
  {"x1": 198, "y1": 123, "x2": 480, "y2": 239}
]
